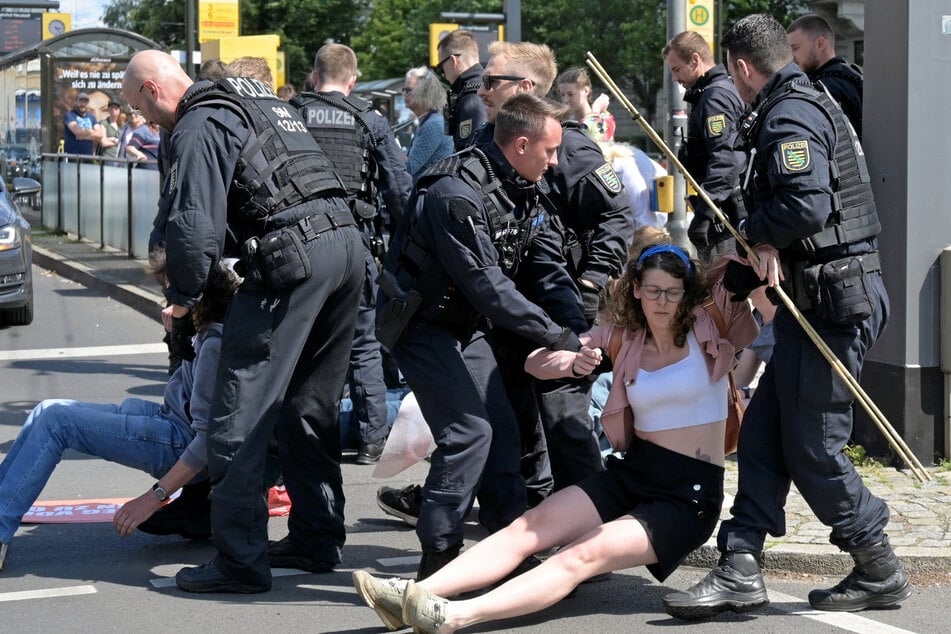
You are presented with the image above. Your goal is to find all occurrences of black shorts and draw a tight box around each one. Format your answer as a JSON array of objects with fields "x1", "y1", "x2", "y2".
[{"x1": 577, "y1": 437, "x2": 723, "y2": 581}]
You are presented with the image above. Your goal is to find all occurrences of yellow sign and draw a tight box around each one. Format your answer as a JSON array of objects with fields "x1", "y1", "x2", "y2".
[
  {"x1": 201, "y1": 34, "x2": 281, "y2": 89},
  {"x1": 276, "y1": 51, "x2": 286, "y2": 88},
  {"x1": 199, "y1": 0, "x2": 240, "y2": 44},
  {"x1": 685, "y1": 0, "x2": 715, "y2": 51},
  {"x1": 43, "y1": 13, "x2": 71, "y2": 40}
]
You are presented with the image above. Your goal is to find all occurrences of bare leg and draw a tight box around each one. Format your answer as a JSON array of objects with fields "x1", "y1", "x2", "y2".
[
  {"x1": 421, "y1": 486, "x2": 604, "y2": 598},
  {"x1": 434, "y1": 509, "x2": 657, "y2": 632}
]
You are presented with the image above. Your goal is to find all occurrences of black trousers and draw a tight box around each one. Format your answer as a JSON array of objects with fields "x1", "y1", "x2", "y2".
[
  {"x1": 206, "y1": 225, "x2": 363, "y2": 583},
  {"x1": 348, "y1": 239, "x2": 389, "y2": 446},
  {"x1": 394, "y1": 321, "x2": 526, "y2": 554},
  {"x1": 719, "y1": 272, "x2": 891, "y2": 554}
]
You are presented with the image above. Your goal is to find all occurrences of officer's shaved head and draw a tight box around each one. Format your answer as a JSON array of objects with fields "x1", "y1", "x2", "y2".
[
  {"x1": 722, "y1": 14, "x2": 793, "y2": 77},
  {"x1": 122, "y1": 50, "x2": 194, "y2": 132},
  {"x1": 487, "y1": 41, "x2": 558, "y2": 95},
  {"x1": 314, "y1": 43, "x2": 358, "y2": 85}
]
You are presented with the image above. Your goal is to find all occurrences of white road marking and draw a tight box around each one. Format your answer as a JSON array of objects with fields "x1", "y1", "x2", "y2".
[
  {"x1": 149, "y1": 567, "x2": 309, "y2": 588},
  {"x1": 0, "y1": 343, "x2": 167, "y2": 362},
  {"x1": 377, "y1": 555, "x2": 420, "y2": 567},
  {"x1": 768, "y1": 589, "x2": 916, "y2": 633},
  {"x1": 0, "y1": 584, "x2": 97, "y2": 602}
]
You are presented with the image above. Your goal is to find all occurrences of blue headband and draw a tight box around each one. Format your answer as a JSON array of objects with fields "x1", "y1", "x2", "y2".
[{"x1": 636, "y1": 244, "x2": 693, "y2": 273}]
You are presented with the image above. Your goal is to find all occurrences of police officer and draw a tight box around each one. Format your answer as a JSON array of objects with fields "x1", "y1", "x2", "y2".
[
  {"x1": 123, "y1": 50, "x2": 363, "y2": 593},
  {"x1": 663, "y1": 31, "x2": 747, "y2": 261},
  {"x1": 663, "y1": 15, "x2": 910, "y2": 619},
  {"x1": 436, "y1": 29, "x2": 487, "y2": 151},
  {"x1": 376, "y1": 93, "x2": 584, "y2": 580},
  {"x1": 293, "y1": 43, "x2": 412, "y2": 465},
  {"x1": 787, "y1": 14, "x2": 863, "y2": 139},
  {"x1": 474, "y1": 41, "x2": 631, "y2": 499}
]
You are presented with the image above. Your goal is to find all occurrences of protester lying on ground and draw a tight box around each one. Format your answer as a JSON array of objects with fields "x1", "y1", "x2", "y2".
[
  {"x1": 0, "y1": 254, "x2": 238, "y2": 571},
  {"x1": 352, "y1": 227, "x2": 757, "y2": 632}
]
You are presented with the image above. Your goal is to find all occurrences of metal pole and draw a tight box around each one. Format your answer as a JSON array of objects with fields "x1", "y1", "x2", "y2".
[
  {"x1": 185, "y1": 0, "x2": 197, "y2": 78},
  {"x1": 504, "y1": 0, "x2": 521, "y2": 42},
  {"x1": 665, "y1": 0, "x2": 688, "y2": 249},
  {"x1": 99, "y1": 159, "x2": 105, "y2": 249}
]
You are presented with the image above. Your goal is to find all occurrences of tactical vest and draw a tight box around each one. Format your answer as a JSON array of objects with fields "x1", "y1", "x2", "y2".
[
  {"x1": 295, "y1": 92, "x2": 378, "y2": 211},
  {"x1": 444, "y1": 78, "x2": 481, "y2": 138},
  {"x1": 738, "y1": 79, "x2": 879, "y2": 258},
  {"x1": 177, "y1": 77, "x2": 344, "y2": 232},
  {"x1": 395, "y1": 148, "x2": 544, "y2": 327}
]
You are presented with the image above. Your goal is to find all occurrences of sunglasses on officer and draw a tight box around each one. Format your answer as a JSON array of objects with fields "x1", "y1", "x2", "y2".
[{"x1": 481, "y1": 74, "x2": 535, "y2": 91}]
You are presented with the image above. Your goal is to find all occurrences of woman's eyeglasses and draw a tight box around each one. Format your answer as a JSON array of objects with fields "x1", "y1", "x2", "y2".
[{"x1": 639, "y1": 285, "x2": 685, "y2": 302}]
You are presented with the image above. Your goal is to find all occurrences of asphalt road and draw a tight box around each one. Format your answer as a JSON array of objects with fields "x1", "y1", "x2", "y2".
[{"x1": 0, "y1": 265, "x2": 944, "y2": 633}]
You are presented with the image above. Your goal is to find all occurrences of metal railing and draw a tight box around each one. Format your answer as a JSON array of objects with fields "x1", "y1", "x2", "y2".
[{"x1": 40, "y1": 153, "x2": 160, "y2": 258}]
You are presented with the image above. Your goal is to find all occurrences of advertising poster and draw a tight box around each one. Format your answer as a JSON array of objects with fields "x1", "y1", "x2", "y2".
[{"x1": 52, "y1": 60, "x2": 127, "y2": 151}]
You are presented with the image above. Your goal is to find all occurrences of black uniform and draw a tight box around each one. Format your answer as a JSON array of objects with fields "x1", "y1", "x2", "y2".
[
  {"x1": 444, "y1": 63, "x2": 486, "y2": 151},
  {"x1": 719, "y1": 64, "x2": 889, "y2": 556},
  {"x1": 165, "y1": 78, "x2": 363, "y2": 588},
  {"x1": 681, "y1": 64, "x2": 748, "y2": 256},
  {"x1": 376, "y1": 144, "x2": 581, "y2": 573},
  {"x1": 293, "y1": 90, "x2": 412, "y2": 456},
  {"x1": 810, "y1": 56, "x2": 863, "y2": 140},
  {"x1": 473, "y1": 121, "x2": 631, "y2": 499}
]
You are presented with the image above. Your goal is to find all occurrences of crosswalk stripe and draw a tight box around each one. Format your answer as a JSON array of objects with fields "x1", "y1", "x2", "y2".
[
  {"x1": 0, "y1": 584, "x2": 97, "y2": 602},
  {"x1": 768, "y1": 589, "x2": 916, "y2": 633},
  {"x1": 0, "y1": 343, "x2": 168, "y2": 362}
]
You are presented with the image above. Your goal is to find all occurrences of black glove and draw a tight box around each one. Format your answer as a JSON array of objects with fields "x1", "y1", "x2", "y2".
[
  {"x1": 166, "y1": 313, "x2": 197, "y2": 373},
  {"x1": 723, "y1": 259, "x2": 767, "y2": 301},
  {"x1": 688, "y1": 213, "x2": 715, "y2": 249},
  {"x1": 578, "y1": 284, "x2": 601, "y2": 326}
]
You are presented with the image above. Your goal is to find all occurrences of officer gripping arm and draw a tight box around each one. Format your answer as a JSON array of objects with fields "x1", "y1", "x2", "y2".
[
  {"x1": 162, "y1": 104, "x2": 245, "y2": 308},
  {"x1": 367, "y1": 112, "x2": 412, "y2": 225},
  {"x1": 422, "y1": 179, "x2": 579, "y2": 350}
]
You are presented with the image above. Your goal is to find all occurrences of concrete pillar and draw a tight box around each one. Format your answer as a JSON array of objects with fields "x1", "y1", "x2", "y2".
[{"x1": 859, "y1": 0, "x2": 951, "y2": 463}]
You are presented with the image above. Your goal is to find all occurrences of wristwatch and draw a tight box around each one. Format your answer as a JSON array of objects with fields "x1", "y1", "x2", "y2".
[{"x1": 151, "y1": 482, "x2": 170, "y2": 502}]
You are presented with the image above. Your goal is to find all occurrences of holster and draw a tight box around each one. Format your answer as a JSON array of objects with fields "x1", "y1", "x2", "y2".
[
  {"x1": 788, "y1": 252, "x2": 880, "y2": 324},
  {"x1": 375, "y1": 269, "x2": 423, "y2": 349}
]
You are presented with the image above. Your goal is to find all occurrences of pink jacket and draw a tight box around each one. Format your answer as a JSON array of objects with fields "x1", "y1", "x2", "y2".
[{"x1": 582, "y1": 279, "x2": 758, "y2": 452}]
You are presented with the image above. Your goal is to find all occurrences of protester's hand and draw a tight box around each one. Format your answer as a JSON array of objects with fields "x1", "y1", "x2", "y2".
[
  {"x1": 113, "y1": 491, "x2": 162, "y2": 537},
  {"x1": 572, "y1": 346, "x2": 602, "y2": 377},
  {"x1": 161, "y1": 305, "x2": 175, "y2": 331}
]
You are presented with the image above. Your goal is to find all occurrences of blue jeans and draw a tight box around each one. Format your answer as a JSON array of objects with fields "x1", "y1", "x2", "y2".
[{"x1": 0, "y1": 398, "x2": 193, "y2": 543}]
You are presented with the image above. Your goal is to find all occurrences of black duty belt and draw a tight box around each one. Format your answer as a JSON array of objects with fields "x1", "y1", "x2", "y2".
[{"x1": 291, "y1": 210, "x2": 356, "y2": 243}]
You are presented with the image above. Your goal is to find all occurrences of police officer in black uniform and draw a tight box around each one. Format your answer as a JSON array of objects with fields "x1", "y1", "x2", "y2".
[
  {"x1": 437, "y1": 29, "x2": 487, "y2": 151},
  {"x1": 293, "y1": 44, "x2": 412, "y2": 465},
  {"x1": 663, "y1": 30, "x2": 747, "y2": 261},
  {"x1": 663, "y1": 15, "x2": 911, "y2": 619},
  {"x1": 123, "y1": 50, "x2": 364, "y2": 594},
  {"x1": 473, "y1": 41, "x2": 632, "y2": 499},
  {"x1": 376, "y1": 93, "x2": 584, "y2": 580},
  {"x1": 787, "y1": 14, "x2": 863, "y2": 139}
]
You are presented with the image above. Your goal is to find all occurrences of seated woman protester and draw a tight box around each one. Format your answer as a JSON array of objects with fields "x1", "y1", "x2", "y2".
[
  {"x1": 0, "y1": 255, "x2": 239, "y2": 571},
  {"x1": 352, "y1": 227, "x2": 758, "y2": 632}
]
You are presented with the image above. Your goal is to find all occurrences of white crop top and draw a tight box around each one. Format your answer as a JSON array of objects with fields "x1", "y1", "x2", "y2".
[{"x1": 625, "y1": 332, "x2": 729, "y2": 432}]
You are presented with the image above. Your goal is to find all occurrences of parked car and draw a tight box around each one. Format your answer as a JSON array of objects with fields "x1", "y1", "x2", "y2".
[
  {"x1": 1, "y1": 144, "x2": 42, "y2": 184},
  {"x1": 0, "y1": 176, "x2": 40, "y2": 326}
]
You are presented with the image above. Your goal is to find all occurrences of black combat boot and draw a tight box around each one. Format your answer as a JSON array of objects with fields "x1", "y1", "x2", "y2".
[
  {"x1": 663, "y1": 551, "x2": 769, "y2": 620},
  {"x1": 808, "y1": 536, "x2": 913, "y2": 611},
  {"x1": 416, "y1": 543, "x2": 462, "y2": 581}
]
